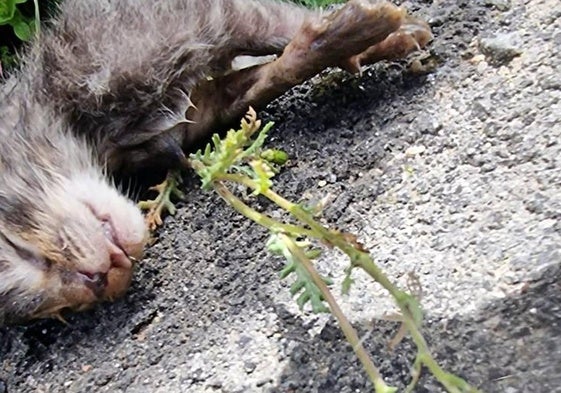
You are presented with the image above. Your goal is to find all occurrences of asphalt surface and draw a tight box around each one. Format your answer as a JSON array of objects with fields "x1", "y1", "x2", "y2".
[{"x1": 1, "y1": 0, "x2": 561, "y2": 392}]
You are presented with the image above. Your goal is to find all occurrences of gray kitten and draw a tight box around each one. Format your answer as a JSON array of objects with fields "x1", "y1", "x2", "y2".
[{"x1": 0, "y1": 0, "x2": 431, "y2": 325}]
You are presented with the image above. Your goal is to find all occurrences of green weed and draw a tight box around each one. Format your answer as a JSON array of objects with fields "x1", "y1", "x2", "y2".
[{"x1": 186, "y1": 108, "x2": 482, "y2": 393}]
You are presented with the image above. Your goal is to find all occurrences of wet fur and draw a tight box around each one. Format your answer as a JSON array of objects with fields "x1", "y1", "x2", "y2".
[{"x1": 38, "y1": 0, "x2": 314, "y2": 172}]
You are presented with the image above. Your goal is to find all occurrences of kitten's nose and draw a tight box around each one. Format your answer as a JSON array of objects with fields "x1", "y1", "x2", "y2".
[
  {"x1": 79, "y1": 271, "x2": 108, "y2": 297},
  {"x1": 107, "y1": 242, "x2": 133, "y2": 269}
]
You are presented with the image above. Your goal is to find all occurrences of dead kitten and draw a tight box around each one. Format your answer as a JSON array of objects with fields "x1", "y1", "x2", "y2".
[{"x1": 0, "y1": 0, "x2": 431, "y2": 324}]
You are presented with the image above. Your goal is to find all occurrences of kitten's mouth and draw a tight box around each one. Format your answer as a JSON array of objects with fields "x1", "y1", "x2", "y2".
[
  {"x1": 101, "y1": 219, "x2": 134, "y2": 270},
  {"x1": 77, "y1": 271, "x2": 109, "y2": 297},
  {"x1": 71, "y1": 197, "x2": 147, "y2": 300},
  {"x1": 74, "y1": 202, "x2": 137, "y2": 295},
  {"x1": 74, "y1": 218, "x2": 133, "y2": 297},
  {"x1": 82, "y1": 201, "x2": 138, "y2": 270}
]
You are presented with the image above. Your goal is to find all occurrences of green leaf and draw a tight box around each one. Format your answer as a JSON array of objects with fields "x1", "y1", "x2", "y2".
[
  {"x1": 191, "y1": 111, "x2": 276, "y2": 191},
  {"x1": 296, "y1": 292, "x2": 311, "y2": 309},
  {"x1": 279, "y1": 261, "x2": 296, "y2": 279},
  {"x1": 342, "y1": 266, "x2": 354, "y2": 295},
  {"x1": 268, "y1": 234, "x2": 331, "y2": 314},
  {"x1": 0, "y1": 0, "x2": 17, "y2": 24},
  {"x1": 250, "y1": 159, "x2": 274, "y2": 195},
  {"x1": 243, "y1": 121, "x2": 273, "y2": 156},
  {"x1": 261, "y1": 149, "x2": 289, "y2": 166},
  {"x1": 5, "y1": 8, "x2": 34, "y2": 41},
  {"x1": 374, "y1": 381, "x2": 398, "y2": 393},
  {"x1": 12, "y1": 19, "x2": 32, "y2": 41},
  {"x1": 290, "y1": 280, "x2": 306, "y2": 296},
  {"x1": 305, "y1": 248, "x2": 322, "y2": 260}
]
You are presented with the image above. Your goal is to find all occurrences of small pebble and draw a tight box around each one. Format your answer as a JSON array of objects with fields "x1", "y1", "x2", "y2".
[
  {"x1": 405, "y1": 145, "x2": 426, "y2": 156},
  {"x1": 479, "y1": 33, "x2": 523, "y2": 66}
]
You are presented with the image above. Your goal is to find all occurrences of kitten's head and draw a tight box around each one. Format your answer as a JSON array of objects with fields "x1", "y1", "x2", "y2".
[
  {"x1": 0, "y1": 171, "x2": 148, "y2": 323},
  {"x1": 0, "y1": 102, "x2": 148, "y2": 323}
]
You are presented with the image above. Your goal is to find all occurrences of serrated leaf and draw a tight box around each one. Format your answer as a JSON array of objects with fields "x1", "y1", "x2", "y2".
[
  {"x1": 312, "y1": 300, "x2": 330, "y2": 314},
  {"x1": 190, "y1": 110, "x2": 277, "y2": 191},
  {"x1": 203, "y1": 143, "x2": 211, "y2": 159},
  {"x1": 211, "y1": 133, "x2": 221, "y2": 149},
  {"x1": 250, "y1": 159, "x2": 274, "y2": 195},
  {"x1": 270, "y1": 233, "x2": 331, "y2": 314},
  {"x1": 244, "y1": 121, "x2": 273, "y2": 156},
  {"x1": 296, "y1": 292, "x2": 311, "y2": 309},
  {"x1": 290, "y1": 280, "x2": 306, "y2": 296},
  {"x1": 279, "y1": 262, "x2": 296, "y2": 279},
  {"x1": 231, "y1": 165, "x2": 253, "y2": 179}
]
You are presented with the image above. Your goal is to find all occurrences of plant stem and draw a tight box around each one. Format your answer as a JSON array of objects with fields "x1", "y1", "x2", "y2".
[
  {"x1": 281, "y1": 234, "x2": 395, "y2": 393},
  {"x1": 33, "y1": 0, "x2": 40, "y2": 37},
  {"x1": 212, "y1": 181, "x2": 317, "y2": 238},
  {"x1": 210, "y1": 175, "x2": 398, "y2": 392},
  {"x1": 190, "y1": 157, "x2": 481, "y2": 392},
  {"x1": 218, "y1": 175, "x2": 480, "y2": 392}
]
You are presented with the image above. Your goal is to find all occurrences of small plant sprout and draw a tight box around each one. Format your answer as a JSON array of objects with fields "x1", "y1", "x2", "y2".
[{"x1": 138, "y1": 171, "x2": 185, "y2": 231}]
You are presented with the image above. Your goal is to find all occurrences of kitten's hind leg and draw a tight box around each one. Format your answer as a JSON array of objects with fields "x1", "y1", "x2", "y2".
[
  {"x1": 183, "y1": 0, "x2": 432, "y2": 143},
  {"x1": 139, "y1": 1, "x2": 432, "y2": 230}
]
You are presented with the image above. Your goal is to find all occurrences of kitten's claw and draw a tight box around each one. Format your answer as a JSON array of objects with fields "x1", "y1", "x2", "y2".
[
  {"x1": 348, "y1": 15, "x2": 433, "y2": 68},
  {"x1": 138, "y1": 170, "x2": 185, "y2": 231}
]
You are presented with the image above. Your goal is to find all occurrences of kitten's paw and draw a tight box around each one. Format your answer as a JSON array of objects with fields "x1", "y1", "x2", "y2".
[{"x1": 345, "y1": 15, "x2": 433, "y2": 71}]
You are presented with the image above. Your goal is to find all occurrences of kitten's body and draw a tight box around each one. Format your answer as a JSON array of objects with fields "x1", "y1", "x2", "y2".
[{"x1": 0, "y1": 0, "x2": 431, "y2": 324}]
